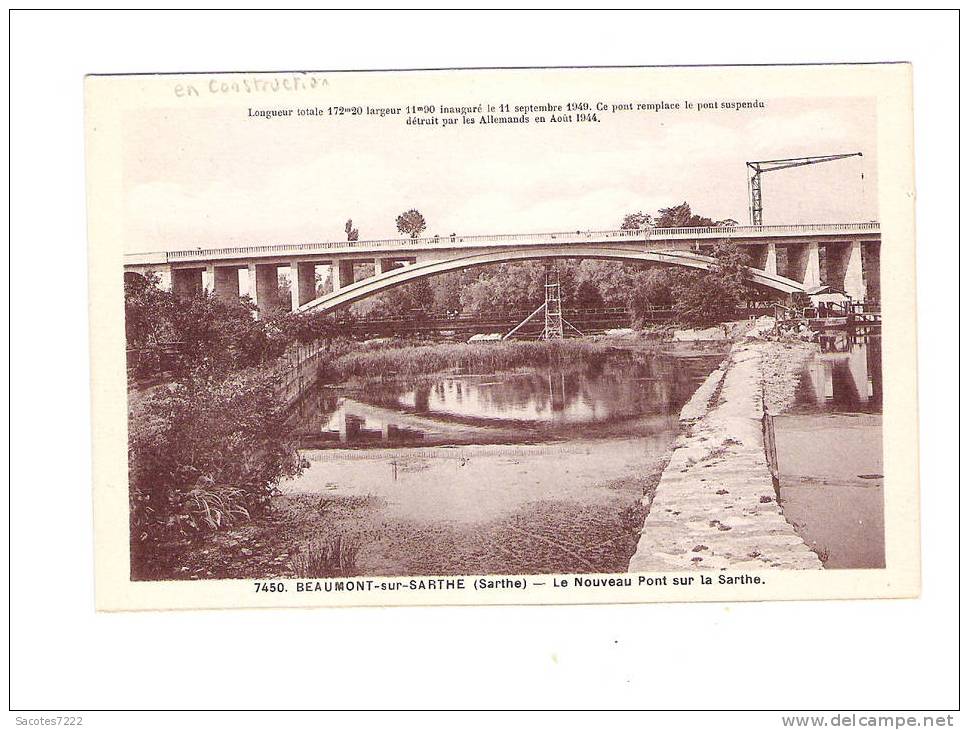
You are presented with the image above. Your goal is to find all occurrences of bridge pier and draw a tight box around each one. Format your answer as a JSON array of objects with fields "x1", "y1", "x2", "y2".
[
  {"x1": 787, "y1": 241, "x2": 821, "y2": 291},
  {"x1": 212, "y1": 265, "x2": 241, "y2": 301},
  {"x1": 334, "y1": 260, "x2": 356, "y2": 291},
  {"x1": 748, "y1": 243, "x2": 778, "y2": 276},
  {"x1": 248, "y1": 263, "x2": 284, "y2": 316},
  {"x1": 765, "y1": 242, "x2": 777, "y2": 276},
  {"x1": 379, "y1": 257, "x2": 402, "y2": 274},
  {"x1": 290, "y1": 260, "x2": 319, "y2": 309},
  {"x1": 172, "y1": 267, "x2": 203, "y2": 299},
  {"x1": 843, "y1": 241, "x2": 865, "y2": 301},
  {"x1": 818, "y1": 240, "x2": 866, "y2": 300}
]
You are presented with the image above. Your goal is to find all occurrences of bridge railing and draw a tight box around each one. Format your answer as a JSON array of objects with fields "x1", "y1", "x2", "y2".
[{"x1": 154, "y1": 221, "x2": 881, "y2": 264}]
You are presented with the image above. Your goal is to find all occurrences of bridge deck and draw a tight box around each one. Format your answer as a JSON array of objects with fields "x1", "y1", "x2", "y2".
[{"x1": 124, "y1": 222, "x2": 880, "y2": 267}]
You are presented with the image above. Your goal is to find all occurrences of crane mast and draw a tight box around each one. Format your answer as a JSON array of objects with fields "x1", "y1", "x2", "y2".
[{"x1": 747, "y1": 153, "x2": 862, "y2": 225}]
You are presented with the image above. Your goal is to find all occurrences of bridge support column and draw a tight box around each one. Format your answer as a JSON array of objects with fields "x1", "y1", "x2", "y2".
[
  {"x1": 790, "y1": 241, "x2": 821, "y2": 291},
  {"x1": 843, "y1": 240, "x2": 865, "y2": 301},
  {"x1": 765, "y1": 243, "x2": 777, "y2": 276},
  {"x1": 379, "y1": 258, "x2": 400, "y2": 274},
  {"x1": 290, "y1": 261, "x2": 318, "y2": 309},
  {"x1": 248, "y1": 263, "x2": 283, "y2": 316},
  {"x1": 334, "y1": 260, "x2": 355, "y2": 291},
  {"x1": 203, "y1": 265, "x2": 215, "y2": 294},
  {"x1": 213, "y1": 265, "x2": 241, "y2": 301},
  {"x1": 172, "y1": 268, "x2": 203, "y2": 299}
]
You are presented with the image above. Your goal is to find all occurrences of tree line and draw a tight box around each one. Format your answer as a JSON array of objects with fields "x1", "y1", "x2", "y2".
[{"x1": 350, "y1": 202, "x2": 759, "y2": 326}]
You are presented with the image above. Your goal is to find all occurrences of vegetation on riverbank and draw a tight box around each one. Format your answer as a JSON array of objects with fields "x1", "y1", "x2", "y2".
[
  {"x1": 125, "y1": 271, "x2": 344, "y2": 379},
  {"x1": 125, "y1": 276, "x2": 336, "y2": 572},
  {"x1": 127, "y1": 368, "x2": 305, "y2": 575},
  {"x1": 325, "y1": 338, "x2": 618, "y2": 380}
]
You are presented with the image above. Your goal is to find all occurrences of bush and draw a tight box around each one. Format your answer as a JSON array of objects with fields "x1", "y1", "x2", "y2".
[{"x1": 128, "y1": 367, "x2": 304, "y2": 565}]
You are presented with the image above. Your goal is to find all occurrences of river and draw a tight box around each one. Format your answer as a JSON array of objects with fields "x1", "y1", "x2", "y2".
[
  {"x1": 280, "y1": 342, "x2": 727, "y2": 576},
  {"x1": 773, "y1": 333, "x2": 885, "y2": 568}
]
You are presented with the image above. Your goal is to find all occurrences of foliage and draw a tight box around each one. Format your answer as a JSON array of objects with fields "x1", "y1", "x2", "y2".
[
  {"x1": 459, "y1": 262, "x2": 547, "y2": 315},
  {"x1": 345, "y1": 218, "x2": 359, "y2": 241},
  {"x1": 627, "y1": 269, "x2": 674, "y2": 326},
  {"x1": 395, "y1": 208, "x2": 427, "y2": 239},
  {"x1": 670, "y1": 242, "x2": 753, "y2": 325},
  {"x1": 125, "y1": 276, "x2": 341, "y2": 378},
  {"x1": 124, "y1": 271, "x2": 176, "y2": 349},
  {"x1": 621, "y1": 211, "x2": 653, "y2": 230},
  {"x1": 655, "y1": 202, "x2": 738, "y2": 229},
  {"x1": 359, "y1": 279, "x2": 435, "y2": 319},
  {"x1": 575, "y1": 279, "x2": 604, "y2": 308},
  {"x1": 128, "y1": 368, "x2": 305, "y2": 560}
]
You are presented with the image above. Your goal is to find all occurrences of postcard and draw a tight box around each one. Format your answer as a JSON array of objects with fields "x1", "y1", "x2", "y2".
[{"x1": 86, "y1": 63, "x2": 918, "y2": 610}]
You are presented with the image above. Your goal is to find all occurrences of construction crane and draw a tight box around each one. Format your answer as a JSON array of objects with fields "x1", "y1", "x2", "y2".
[{"x1": 746, "y1": 153, "x2": 863, "y2": 225}]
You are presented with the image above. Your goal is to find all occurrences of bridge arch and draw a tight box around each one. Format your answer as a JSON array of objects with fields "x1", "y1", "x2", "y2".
[{"x1": 297, "y1": 245, "x2": 806, "y2": 314}]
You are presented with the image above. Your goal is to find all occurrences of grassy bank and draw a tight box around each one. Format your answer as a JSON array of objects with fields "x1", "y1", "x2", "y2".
[{"x1": 326, "y1": 338, "x2": 620, "y2": 380}]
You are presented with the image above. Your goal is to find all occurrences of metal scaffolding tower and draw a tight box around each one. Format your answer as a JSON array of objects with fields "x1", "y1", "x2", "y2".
[
  {"x1": 541, "y1": 265, "x2": 565, "y2": 340},
  {"x1": 503, "y1": 262, "x2": 583, "y2": 341}
]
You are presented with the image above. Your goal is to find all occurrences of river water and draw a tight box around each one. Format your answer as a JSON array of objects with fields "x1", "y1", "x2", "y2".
[
  {"x1": 281, "y1": 343, "x2": 727, "y2": 576},
  {"x1": 773, "y1": 333, "x2": 885, "y2": 568}
]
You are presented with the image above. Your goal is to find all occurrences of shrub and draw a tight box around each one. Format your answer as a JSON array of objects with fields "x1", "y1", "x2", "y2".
[{"x1": 128, "y1": 367, "x2": 304, "y2": 564}]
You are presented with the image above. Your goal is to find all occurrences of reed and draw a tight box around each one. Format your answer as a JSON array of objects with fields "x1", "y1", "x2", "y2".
[{"x1": 328, "y1": 339, "x2": 614, "y2": 379}]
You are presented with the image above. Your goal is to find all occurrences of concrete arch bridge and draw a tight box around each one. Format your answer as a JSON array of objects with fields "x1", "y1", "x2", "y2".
[{"x1": 123, "y1": 222, "x2": 880, "y2": 316}]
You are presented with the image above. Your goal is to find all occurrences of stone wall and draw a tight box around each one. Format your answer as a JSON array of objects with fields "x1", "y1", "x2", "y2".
[{"x1": 628, "y1": 335, "x2": 822, "y2": 572}]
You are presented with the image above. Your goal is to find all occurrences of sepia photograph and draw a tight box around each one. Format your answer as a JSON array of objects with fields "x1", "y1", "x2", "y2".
[
  {"x1": 11, "y1": 7, "x2": 959, "y2": 720},
  {"x1": 86, "y1": 63, "x2": 918, "y2": 609}
]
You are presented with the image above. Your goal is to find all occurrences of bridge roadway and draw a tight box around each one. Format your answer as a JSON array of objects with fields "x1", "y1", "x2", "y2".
[{"x1": 123, "y1": 222, "x2": 881, "y2": 316}]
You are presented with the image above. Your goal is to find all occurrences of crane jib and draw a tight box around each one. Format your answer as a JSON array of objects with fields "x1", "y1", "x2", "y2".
[{"x1": 746, "y1": 152, "x2": 864, "y2": 225}]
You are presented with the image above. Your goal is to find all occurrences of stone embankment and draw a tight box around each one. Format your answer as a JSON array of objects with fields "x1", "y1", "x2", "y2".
[{"x1": 628, "y1": 326, "x2": 822, "y2": 572}]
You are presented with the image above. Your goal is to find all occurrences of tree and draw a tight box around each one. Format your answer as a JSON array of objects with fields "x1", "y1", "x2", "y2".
[
  {"x1": 365, "y1": 280, "x2": 435, "y2": 319},
  {"x1": 168, "y1": 292, "x2": 259, "y2": 375},
  {"x1": 621, "y1": 211, "x2": 653, "y2": 230},
  {"x1": 125, "y1": 271, "x2": 176, "y2": 349},
  {"x1": 656, "y1": 202, "x2": 716, "y2": 228},
  {"x1": 627, "y1": 269, "x2": 674, "y2": 325},
  {"x1": 277, "y1": 272, "x2": 292, "y2": 308},
  {"x1": 345, "y1": 219, "x2": 359, "y2": 241},
  {"x1": 655, "y1": 202, "x2": 738, "y2": 228},
  {"x1": 670, "y1": 242, "x2": 752, "y2": 325},
  {"x1": 396, "y1": 209, "x2": 427, "y2": 239},
  {"x1": 574, "y1": 280, "x2": 604, "y2": 308}
]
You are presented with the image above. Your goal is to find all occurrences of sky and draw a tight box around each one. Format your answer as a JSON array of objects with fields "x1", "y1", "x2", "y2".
[{"x1": 122, "y1": 92, "x2": 877, "y2": 255}]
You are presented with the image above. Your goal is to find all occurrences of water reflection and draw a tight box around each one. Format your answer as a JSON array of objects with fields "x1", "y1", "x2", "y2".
[
  {"x1": 793, "y1": 334, "x2": 882, "y2": 414},
  {"x1": 289, "y1": 348, "x2": 726, "y2": 448}
]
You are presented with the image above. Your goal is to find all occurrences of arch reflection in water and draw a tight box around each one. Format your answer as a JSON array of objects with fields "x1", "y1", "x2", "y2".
[{"x1": 289, "y1": 349, "x2": 727, "y2": 448}]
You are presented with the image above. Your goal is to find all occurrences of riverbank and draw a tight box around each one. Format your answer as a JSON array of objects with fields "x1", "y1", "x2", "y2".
[
  {"x1": 629, "y1": 330, "x2": 823, "y2": 572},
  {"x1": 134, "y1": 335, "x2": 725, "y2": 580},
  {"x1": 134, "y1": 439, "x2": 671, "y2": 580}
]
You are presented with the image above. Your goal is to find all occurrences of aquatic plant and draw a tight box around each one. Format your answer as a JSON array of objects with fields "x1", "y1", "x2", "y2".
[
  {"x1": 290, "y1": 535, "x2": 361, "y2": 578},
  {"x1": 327, "y1": 339, "x2": 616, "y2": 379}
]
